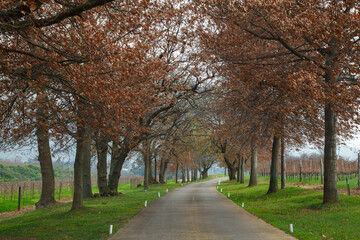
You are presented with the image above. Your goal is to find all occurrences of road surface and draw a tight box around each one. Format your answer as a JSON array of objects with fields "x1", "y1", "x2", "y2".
[{"x1": 110, "y1": 178, "x2": 297, "y2": 240}]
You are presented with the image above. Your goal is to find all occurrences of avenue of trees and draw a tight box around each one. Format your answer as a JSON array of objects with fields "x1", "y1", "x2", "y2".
[{"x1": 0, "y1": 0, "x2": 359, "y2": 212}]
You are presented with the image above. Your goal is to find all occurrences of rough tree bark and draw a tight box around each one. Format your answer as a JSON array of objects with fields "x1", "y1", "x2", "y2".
[
  {"x1": 96, "y1": 135, "x2": 109, "y2": 196},
  {"x1": 267, "y1": 135, "x2": 280, "y2": 194},
  {"x1": 82, "y1": 126, "x2": 92, "y2": 199},
  {"x1": 281, "y1": 137, "x2": 286, "y2": 189},
  {"x1": 323, "y1": 104, "x2": 338, "y2": 203},
  {"x1": 181, "y1": 167, "x2": 186, "y2": 183},
  {"x1": 248, "y1": 141, "x2": 258, "y2": 187},
  {"x1": 175, "y1": 162, "x2": 179, "y2": 183},
  {"x1": 187, "y1": 167, "x2": 190, "y2": 182},
  {"x1": 108, "y1": 139, "x2": 130, "y2": 194},
  {"x1": 159, "y1": 157, "x2": 170, "y2": 184},
  {"x1": 35, "y1": 93, "x2": 55, "y2": 209},
  {"x1": 224, "y1": 156, "x2": 236, "y2": 180},
  {"x1": 323, "y1": 45, "x2": 339, "y2": 204},
  {"x1": 240, "y1": 157, "x2": 245, "y2": 184},
  {"x1": 71, "y1": 123, "x2": 86, "y2": 211},
  {"x1": 237, "y1": 153, "x2": 241, "y2": 183}
]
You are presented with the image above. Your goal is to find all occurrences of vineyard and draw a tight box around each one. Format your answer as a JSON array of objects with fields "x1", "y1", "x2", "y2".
[
  {"x1": 0, "y1": 177, "x2": 143, "y2": 213},
  {"x1": 260, "y1": 156, "x2": 360, "y2": 191}
]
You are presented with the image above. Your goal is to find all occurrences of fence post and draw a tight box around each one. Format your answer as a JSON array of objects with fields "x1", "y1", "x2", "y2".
[
  {"x1": 18, "y1": 186, "x2": 21, "y2": 211},
  {"x1": 32, "y1": 183, "x2": 35, "y2": 199},
  {"x1": 346, "y1": 178, "x2": 351, "y2": 196}
]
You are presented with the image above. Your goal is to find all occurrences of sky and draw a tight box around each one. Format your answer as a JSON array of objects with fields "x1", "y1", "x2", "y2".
[{"x1": 1, "y1": 135, "x2": 360, "y2": 163}]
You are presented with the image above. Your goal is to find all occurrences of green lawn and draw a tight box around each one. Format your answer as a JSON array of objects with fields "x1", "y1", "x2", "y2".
[
  {"x1": 1, "y1": 184, "x2": 96, "y2": 213},
  {"x1": 218, "y1": 177, "x2": 360, "y2": 240},
  {"x1": 0, "y1": 182, "x2": 182, "y2": 239}
]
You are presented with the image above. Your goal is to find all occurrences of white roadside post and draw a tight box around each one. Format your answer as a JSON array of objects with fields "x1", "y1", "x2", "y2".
[
  {"x1": 166, "y1": 188, "x2": 168, "y2": 193},
  {"x1": 228, "y1": 193, "x2": 230, "y2": 197},
  {"x1": 145, "y1": 200, "x2": 147, "y2": 207},
  {"x1": 290, "y1": 224, "x2": 293, "y2": 233},
  {"x1": 221, "y1": 188, "x2": 223, "y2": 192},
  {"x1": 158, "y1": 192, "x2": 160, "y2": 198},
  {"x1": 242, "y1": 202, "x2": 244, "y2": 208},
  {"x1": 109, "y1": 225, "x2": 113, "y2": 234}
]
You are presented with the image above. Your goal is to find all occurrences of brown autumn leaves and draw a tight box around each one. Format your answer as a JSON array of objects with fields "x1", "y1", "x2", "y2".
[{"x1": 0, "y1": 0, "x2": 360, "y2": 209}]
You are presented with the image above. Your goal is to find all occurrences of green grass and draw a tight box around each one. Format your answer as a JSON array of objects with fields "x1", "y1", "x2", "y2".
[
  {"x1": 0, "y1": 185, "x2": 95, "y2": 213},
  {"x1": 218, "y1": 176, "x2": 360, "y2": 240},
  {"x1": 0, "y1": 182, "x2": 182, "y2": 239}
]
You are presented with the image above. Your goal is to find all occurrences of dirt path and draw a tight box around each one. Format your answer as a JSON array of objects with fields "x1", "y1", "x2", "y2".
[{"x1": 110, "y1": 178, "x2": 296, "y2": 240}]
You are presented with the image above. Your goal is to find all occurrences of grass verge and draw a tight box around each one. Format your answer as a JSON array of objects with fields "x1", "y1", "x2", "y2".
[
  {"x1": 0, "y1": 182, "x2": 181, "y2": 239},
  {"x1": 218, "y1": 177, "x2": 360, "y2": 240}
]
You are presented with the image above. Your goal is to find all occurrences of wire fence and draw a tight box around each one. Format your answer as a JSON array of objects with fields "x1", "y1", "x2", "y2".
[{"x1": 0, "y1": 176, "x2": 144, "y2": 213}]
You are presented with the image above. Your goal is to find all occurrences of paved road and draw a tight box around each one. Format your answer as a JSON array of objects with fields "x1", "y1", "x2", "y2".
[{"x1": 110, "y1": 178, "x2": 297, "y2": 240}]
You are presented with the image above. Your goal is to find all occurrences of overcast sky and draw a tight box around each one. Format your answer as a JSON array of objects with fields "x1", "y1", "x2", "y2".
[{"x1": 1, "y1": 135, "x2": 360, "y2": 163}]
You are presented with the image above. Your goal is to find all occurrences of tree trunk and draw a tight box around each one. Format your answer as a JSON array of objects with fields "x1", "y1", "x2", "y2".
[
  {"x1": 228, "y1": 166, "x2": 236, "y2": 180},
  {"x1": 267, "y1": 135, "x2": 280, "y2": 194},
  {"x1": 144, "y1": 139, "x2": 151, "y2": 189},
  {"x1": 323, "y1": 104, "x2": 339, "y2": 203},
  {"x1": 240, "y1": 157, "x2": 245, "y2": 184},
  {"x1": 108, "y1": 140, "x2": 130, "y2": 194},
  {"x1": 237, "y1": 154, "x2": 241, "y2": 183},
  {"x1": 35, "y1": 94, "x2": 55, "y2": 209},
  {"x1": 187, "y1": 167, "x2": 190, "y2": 182},
  {"x1": 281, "y1": 137, "x2": 286, "y2": 189},
  {"x1": 248, "y1": 142, "x2": 258, "y2": 187},
  {"x1": 159, "y1": 157, "x2": 166, "y2": 184},
  {"x1": 181, "y1": 167, "x2": 186, "y2": 183},
  {"x1": 154, "y1": 155, "x2": 157, "y2": 183},
  {"x1": 82, "y1": 126, "x2": 92, "y2": 199},
  {"x1": 96, "y1": 136, "x2": 109, "y2": 196},
  {"x1": 299, "y1": 158, "x2": 303, "y2": 182},
  {"x1": 71, "y1": 123, "x2": 86, "y2": 211},
  {"x1": 175, "y1": 162, "x2": 179, "y2": 183}
]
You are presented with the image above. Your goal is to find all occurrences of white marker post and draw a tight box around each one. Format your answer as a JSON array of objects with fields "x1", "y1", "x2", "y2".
[
  {"x1": 216, "y1": 186, "x2": 218, "y2": 189},
  {"x1": 158, "y1": 192, "x2": 160, "y2": 198},
  {"x1": 242, "y1": 202, "x2": 244, "y2": 208},
  {"x1": 228, "y1": 193, "x2": 230, "y2": 197},
  {"x1": 218, "y1": 179, "x2": 220, "y2": 185},
  {"x1": 290, "y1": 224, "x2": 293, "y2": 233},
  {"x1": 145, "y1": 200, "x2": 147, "y2": 207},
  {"x1": 166, "y1": 188, "x2": 168, "y2": 193},
  {"x1": 109, "y1": 225, "x2": 113, "y2": 234},
  {"x1": 221, "y1": 188, "x2": 223, "y2": 192}
]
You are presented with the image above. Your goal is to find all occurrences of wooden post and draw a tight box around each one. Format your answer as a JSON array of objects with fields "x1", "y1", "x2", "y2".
[
  {"x1": 346, "y1": 178, "x2": 351, "y2": 196},
  {"x1": 17, "y1": 186, "x2": 21, "y2": 211},
  {"x1": 32, "y1": 183, "x2": 35, "y2": 199}
]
